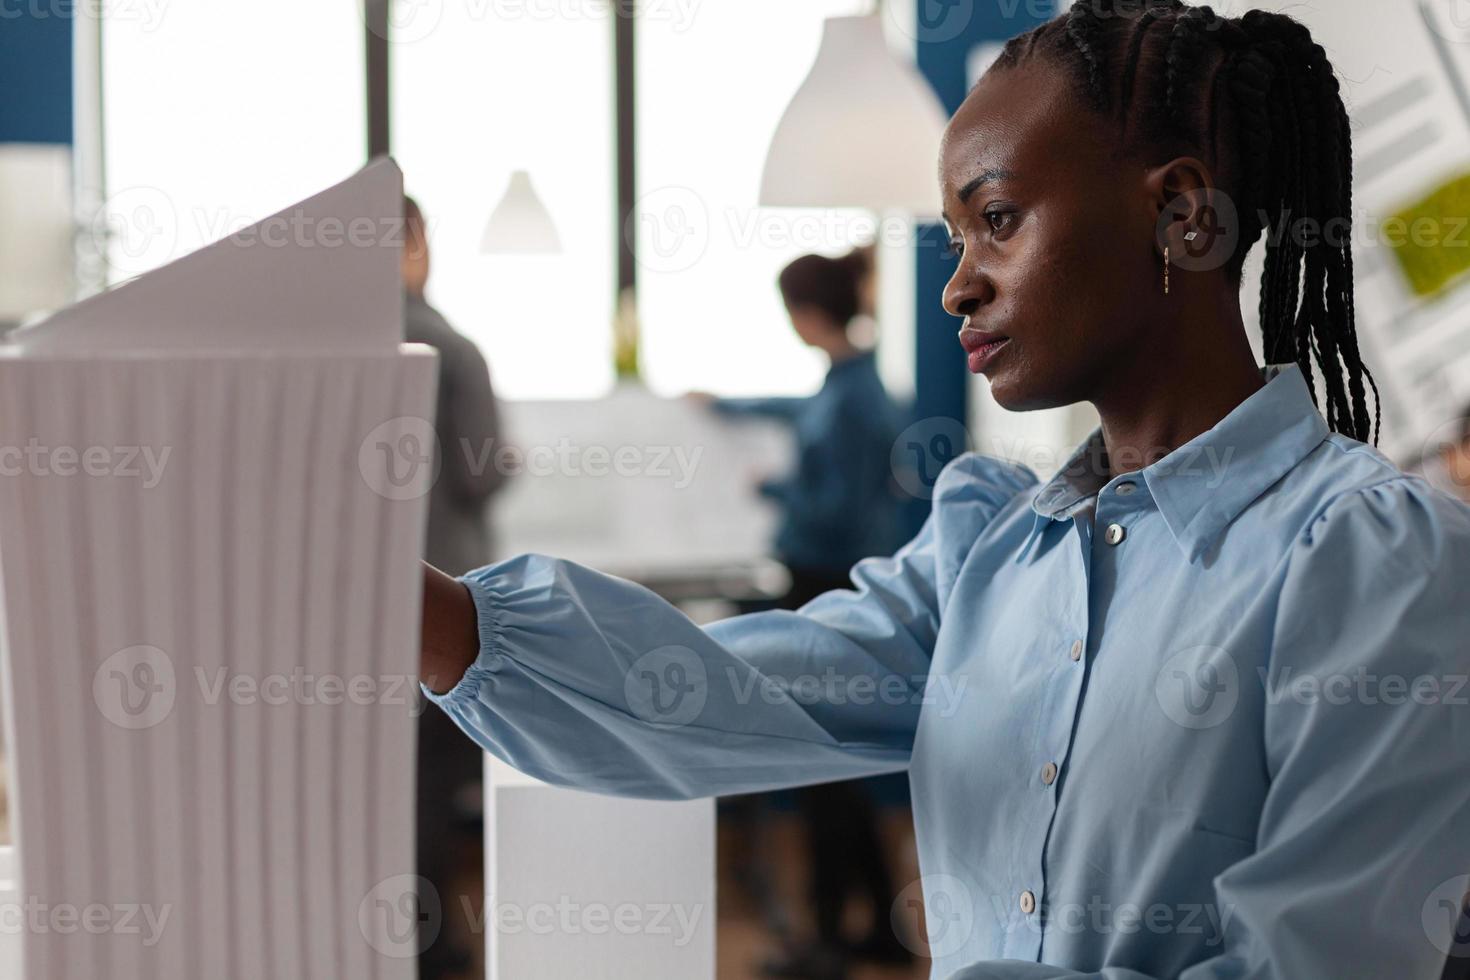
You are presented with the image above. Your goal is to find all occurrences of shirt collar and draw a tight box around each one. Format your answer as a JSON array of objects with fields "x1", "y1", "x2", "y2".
[{"x1": 1026, "y1": 363, "x2": 1330, "y2": 562}]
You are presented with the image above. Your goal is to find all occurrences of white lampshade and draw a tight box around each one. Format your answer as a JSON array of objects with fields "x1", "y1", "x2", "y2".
[
  {"x1": 480, "y1": 169, "x2": 562, "y2": 255},
  {"x1": 0, "y1": 144, "x2": 74, "y2": 322},
  {"x1": 759, "y1": 15, "x2": 950, "y2": 217}
]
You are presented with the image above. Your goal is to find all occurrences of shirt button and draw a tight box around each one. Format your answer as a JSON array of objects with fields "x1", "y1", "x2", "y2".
[
  {"x1": 1104, "y1": 522, "x2": 1126, "y2": 545},
  {"x1": 1115, "y1": 481, "x2": 1137, "y2": 495},
  {"x1": 1019, "y1": 890, "x2": 1036, "y2": 914},
  {"x1": 1041, "y1": 762, "x2": 1058, "y2": 785},
  {"x1": 1070, "y1": 639, "x2": 1083, "y2": 661}
]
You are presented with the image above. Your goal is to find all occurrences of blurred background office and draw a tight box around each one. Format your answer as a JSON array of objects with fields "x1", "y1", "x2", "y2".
[{"x1": 5, "y1": 1, "x2": 1470, "y2": 979}]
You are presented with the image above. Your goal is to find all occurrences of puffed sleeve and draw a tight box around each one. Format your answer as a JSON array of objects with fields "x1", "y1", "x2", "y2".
[
  {"x1": 423, "y1": 453, "x2": 1036, "y2": 800},
  {"x1": 938, "y1": 477, "x2": 1470, "y2": 980}
]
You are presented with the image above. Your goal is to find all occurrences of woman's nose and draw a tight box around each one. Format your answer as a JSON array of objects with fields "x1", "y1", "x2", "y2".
[{"x1": 942, "y1": 265, "x2": 989, "y2": 319}]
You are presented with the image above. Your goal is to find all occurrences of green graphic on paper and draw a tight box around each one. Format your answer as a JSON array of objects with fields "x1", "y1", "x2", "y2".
[{"x1": 1387, "y1": 171, "x2": 1470, "y2": 298}]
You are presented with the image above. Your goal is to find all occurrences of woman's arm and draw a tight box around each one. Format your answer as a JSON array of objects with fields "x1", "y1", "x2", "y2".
[
  {"x1": 417, "y1": 536, "x2": 938, "y2": 800},
  {"x1": 415, "y1": 453, "x2": 1036, "y2": 801},
  {"x1": 419, "y1": 562, "x2": 479, "y2": 695},
  {"x1": 710, "y1": 394, "x2": 808, "y2": 421}
]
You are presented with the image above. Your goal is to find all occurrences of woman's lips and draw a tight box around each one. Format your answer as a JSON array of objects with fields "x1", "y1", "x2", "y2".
[{"x1": 959, "y1": 330, "x2": 1011, "y2": 373}]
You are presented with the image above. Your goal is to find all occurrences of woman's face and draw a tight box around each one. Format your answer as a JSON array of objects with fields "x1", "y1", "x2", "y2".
[
  {"x1": 940, "y1": 61, "x2": 1162, "y2": 412},
  {"x1": 786, "y1": 303, "x2": 838, "y2": 348}
]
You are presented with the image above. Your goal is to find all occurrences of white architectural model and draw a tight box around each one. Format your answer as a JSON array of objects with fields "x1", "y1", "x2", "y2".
[{"x1": 0, "y1": 160, "x2": 437, "y2": 978}]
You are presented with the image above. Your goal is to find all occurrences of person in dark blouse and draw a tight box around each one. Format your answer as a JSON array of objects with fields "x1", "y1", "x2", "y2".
[
  {"x1": 711, "y1": 248, "x2": 902, "y2": 595},
  {"x1": 710, "y1": 248, "x2": 910, "y2": 978}
]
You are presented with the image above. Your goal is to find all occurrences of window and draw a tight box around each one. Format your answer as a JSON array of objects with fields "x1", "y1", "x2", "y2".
[
  {"x1": 101, "y1": 4, "x2": 916, "y2": 402},
  {"x1": 393, "y1": 5, "x2": 617, "y2": 400},
  {"x1": 636, "y1": 0, "x2": 911, "y2": 399},
  {"x1": 102, "y1": 4, "x2": 364, "y2": 282}
]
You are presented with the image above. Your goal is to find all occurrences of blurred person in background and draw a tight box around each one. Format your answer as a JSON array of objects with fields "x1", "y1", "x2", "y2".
[
  {"x1": 704, "y1": 247, "x2": 911, "y2": 979},
  {"x1": 403, "y1": 195, "x2": 507, "y2": 979},
  {"x1": 709, "y1": 247, "x2": 902, "y2": 594},
  {"x1": 402, "y1": 195, "x2": 508, "y2": 574}
]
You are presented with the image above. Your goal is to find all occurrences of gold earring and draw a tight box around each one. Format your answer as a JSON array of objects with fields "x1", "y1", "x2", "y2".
[{"x1": 1164, "y1": 245, "x2": 1170, "y2": 295}]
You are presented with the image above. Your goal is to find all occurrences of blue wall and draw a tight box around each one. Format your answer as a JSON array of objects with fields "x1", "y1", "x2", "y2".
[{"x1": 0, "y1": 9, "x2": 73, "y2": 143}]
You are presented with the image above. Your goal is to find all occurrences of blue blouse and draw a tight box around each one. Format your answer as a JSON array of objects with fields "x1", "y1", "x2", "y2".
[
  {"x1": 713, "y1": 349, "x2": 901, "y2": 571},
  {"x1": 426, "y1": 364, "x2": 1470, "y2": 979}
]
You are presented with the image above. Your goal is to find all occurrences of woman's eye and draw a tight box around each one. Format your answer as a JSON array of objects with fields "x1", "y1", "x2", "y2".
[{"x1": 945, "y1": 210, "x2": 1013, "y2": 257}]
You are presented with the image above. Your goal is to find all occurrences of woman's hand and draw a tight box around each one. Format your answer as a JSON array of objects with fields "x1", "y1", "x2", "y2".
[
  {"x1": 682, "y1": 390, "x2": 716, "y2": 408},
  {"x1": 420, "y1": 562, "x2": 480, "y2": 695}
]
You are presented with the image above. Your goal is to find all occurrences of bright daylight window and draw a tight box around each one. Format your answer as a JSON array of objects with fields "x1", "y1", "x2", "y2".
[
  {"x1": 636, "y1": 0, "x2": 889, "y2": 399},
  {"x1": 103, "y1": 3, "x2": 910, "y2": 402},
  {"x1": 393, "y1": 3, "x2": 617, "y2": 400},
  {"x1": 102, "y1": 3, "x2": 365, "y2": 284}
]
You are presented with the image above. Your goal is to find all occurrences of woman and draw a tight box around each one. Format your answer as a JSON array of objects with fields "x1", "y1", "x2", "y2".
[
  {"x1": 420, "y1": 4, "x2": 1470, "y2": 977},
  {"x1": 706, "y1": 247, "x2": 910, "y2": 977},
  {"x1": 708, "y1": 247, "x2": 901, "y2": 605}
]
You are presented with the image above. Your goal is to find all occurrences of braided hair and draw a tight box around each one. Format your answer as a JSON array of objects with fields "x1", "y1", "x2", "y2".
[{"x1": 995, "y1": 0, "x2": 1380, "y2": 444}]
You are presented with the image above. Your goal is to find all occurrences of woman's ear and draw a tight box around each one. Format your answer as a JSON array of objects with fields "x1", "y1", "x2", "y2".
[{"x1": 1147, "y1": 156, "x2": 1239, "y2": 277}]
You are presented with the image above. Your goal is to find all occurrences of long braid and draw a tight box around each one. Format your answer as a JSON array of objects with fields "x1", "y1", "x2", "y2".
[
  {"x1": 1259, "y1": 14, "x2": 1365, "y2": 436},
  {"x1": 1223, "y1": 33, "x2": 1305, "y2": 392},
  {"x1": 1284, "y1": 26, "x2": 1348, "y2": 429},
  {"x1": 1242, "y1": 33, "x2": 1300, "y2": 371},
  {"x1": 1336, "y1": 98, "x2": 1382, "y2": 442},
  {"x1": 998, "y1": 2, "x2": 1380, "y2": 443},
  {"x1": 1282, "y1": 19, "x2": 1353, "y2": 431}
]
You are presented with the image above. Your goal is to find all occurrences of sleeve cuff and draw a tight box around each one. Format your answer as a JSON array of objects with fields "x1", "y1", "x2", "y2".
[{"x1": 420, "y1": 572, "x2": 509, "y2": 710}]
